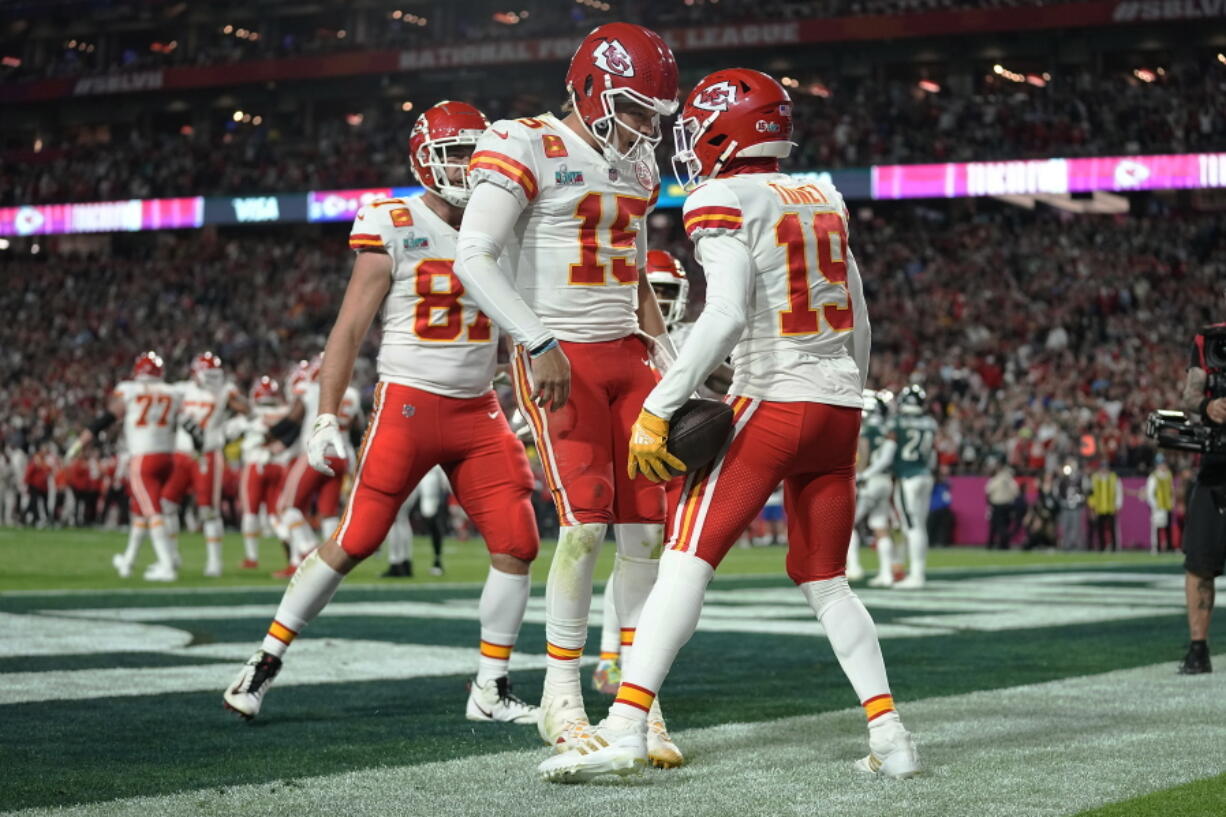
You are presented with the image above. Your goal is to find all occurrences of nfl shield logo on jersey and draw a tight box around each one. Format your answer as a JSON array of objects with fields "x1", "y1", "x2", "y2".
[{"x1": 402, "y1": 404, "x2": 416, "y2": 419}]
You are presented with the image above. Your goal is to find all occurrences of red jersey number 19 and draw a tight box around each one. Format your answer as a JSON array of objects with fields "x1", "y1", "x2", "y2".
[{"x1": 775, "y1": 211, "x2": 853, "y2": 336}]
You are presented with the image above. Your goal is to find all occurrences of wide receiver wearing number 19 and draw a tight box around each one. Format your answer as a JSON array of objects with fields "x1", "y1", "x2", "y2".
[
  {"x1": 540, "y1": 69, "x2": 920, "y2": 782},
  {"x1": 454, "y1": 22, "x2": 684, "y2": 766},
  {"x1": 223, "y1": 101, "x2": 541, "y2": 725}
]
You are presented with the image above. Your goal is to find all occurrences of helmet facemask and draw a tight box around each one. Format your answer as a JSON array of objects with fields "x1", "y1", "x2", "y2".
[
  {"x1": 416, "y1": 134, "x2": 481, "y2": 207},
  {"x1": 650, "y1": 279, "x2": 688, "y2": 328},
  {"x1": 573, "y1": 82, "x2": 674, "y2": 165},
  {"x1": 671, "y1": 109, "x2": 737, "y2": 191}
]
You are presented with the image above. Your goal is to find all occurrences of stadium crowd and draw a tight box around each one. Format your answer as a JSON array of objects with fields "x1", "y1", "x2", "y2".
[
  {"x1": 5, "y1": 59, "x2": 1221, "y2": 206},
  {"x1": 1, "y1": 0, "x2": 1073, "y2": 83}
]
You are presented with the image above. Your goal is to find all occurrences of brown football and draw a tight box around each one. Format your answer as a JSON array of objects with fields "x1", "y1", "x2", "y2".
[{"x1": 667, "y1": 398, "x2": 735, "y2": 474}]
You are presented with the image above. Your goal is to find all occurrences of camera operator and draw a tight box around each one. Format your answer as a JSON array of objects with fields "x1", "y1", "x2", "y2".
[{"x1": 1177, "y1": 322, "x2": 1226, "y2": 674}]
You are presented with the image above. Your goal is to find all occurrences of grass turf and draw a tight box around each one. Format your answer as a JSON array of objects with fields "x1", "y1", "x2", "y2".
[
  {"x1": 1071, "y1": 772, "x2": 1226, "y2": 817},
  {"x1": 0, "y1": 526, "x2": 1185, "y2": 593}
]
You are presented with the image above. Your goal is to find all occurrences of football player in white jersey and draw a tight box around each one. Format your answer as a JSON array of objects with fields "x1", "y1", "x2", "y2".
[
  {"x1": 67, "y1": 351, "x2": 184, "y2": 581},
  {"x1": 232, "y1": 375, "x2": 290, "y2": 569},
  {"x1": 175, "y1": 352, "x2": 248, "y2": 577},
  {"x1": 540, "y1": 69, "x2": 919, "y2": 782},
  {"x1": 224, "y1": 101, "x2": 541, "y2": 727},
  {"x1": 454, "y1": 22, "x2": 684, "y2": 766},
  {"x1": 265, "y1": 354, "x2": 362, "y2": 572}
]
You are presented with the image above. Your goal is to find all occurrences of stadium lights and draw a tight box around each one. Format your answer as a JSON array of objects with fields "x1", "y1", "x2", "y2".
[
  {"x1": 0, "y1": 238, "x2": 10, "y2": 250},
  {"x1": 1025, "y1": 74, "x2": 1046, "y2": 88},
  {"x1": 1133, "y1": 68, "x2": 1156, "y2": 83},
  {"x1": 393, "y1": 10, "x2": 429, "y2": 24},
  {"x1": 780, "y1": 76, "x2": 799, "y2": 88},
  {"x1": 1219, "y1": 53, "x2": 1226, "y2": 64},
  {"x1": 337, "y1": 29, "x2": 347, "y2": 39},
  {"x1": 233, "y1": 110, "x2": 244, "y2": 122},
  {"x1": 918, "y1": 80, "x2": 940, "y2": 94},
  {"x1": 31, "y1": 243, "x2": 40, "y2": 255},
  {"x1": 1, "y1": 56, "x2": 20, "y2": 68},
  {"x1": 574, "y1": 0, "x2": 611, "y2": 11},
  {"x1": 401, "y1": 101, "x2": 414, "y2": 112},
  {"x1": 992, "y1": 63, "x2": 1026, "y2": 83},
  {"x1": 346, "y1": 113, "x2": 364, "y2": 126},
  {"x1": 253, "y1": 116, "x2": 262, "y2": 125}
]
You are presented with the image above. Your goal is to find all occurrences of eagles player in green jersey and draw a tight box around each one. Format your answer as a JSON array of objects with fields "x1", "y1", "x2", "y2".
[
  {"x1": 853, "y1": 389, "x2": 896, "y2": 585},
  {"x1": 890, "y1": 385, "x2": 938, "y2": 589}
]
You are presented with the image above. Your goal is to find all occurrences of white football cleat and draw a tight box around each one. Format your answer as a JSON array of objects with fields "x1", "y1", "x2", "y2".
[
  {"x1": 223, "y1": 650, "x2": 283, "y2": 720},
  {"x1": 538, "y1": 689, "x2": 593, "y2": 752},
  {"x1": 465, "y1": 676, "x2": 539, "y2": 724},
  {"x1": 856, "y1": 722, "x2": 921, "y2": 779},
  {"x1": 111, "y1": 554, "x2": 131, "y2": 579},
  {"x1": 538, "y1": 719, "x2": 648, "y2": 783},
  {"x1": 894, "y1": 575, "x2": 926, "y2": 590},
  {"x1": 646, "y1": 698, "x2": 684, "y2": 768},
  {"x1": 143, "y1": 563, "x2": 177, "y2": 582},
  {"x1": 867, "y1": 574, "x2": 894, "y2": 588},
  {"x1": 203, "y1": 561, "x2": 222, "y2": 578}
]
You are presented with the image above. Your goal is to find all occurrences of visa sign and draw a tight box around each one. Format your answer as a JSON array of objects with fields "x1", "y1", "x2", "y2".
[{"x1": 231, "y1": 196, "x2": 280, "y2": 223}]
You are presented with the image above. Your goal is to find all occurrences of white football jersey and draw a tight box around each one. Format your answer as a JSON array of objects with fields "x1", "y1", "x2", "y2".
[
  {"x1": 467, "y1": 112, "x2": 660, "y2": 343},
  {"x1": 685, "y1": 173, "x2": 862, "y2": 408},
  {"x1": 349, "y1": 195, "x2": 497, "y2": 399},
  {"x1": 175, "y1": 380, "x2": 240, "y2": 453},
  {"x1": 112, "y1": 379, "x2": 183, "y2": 455}
]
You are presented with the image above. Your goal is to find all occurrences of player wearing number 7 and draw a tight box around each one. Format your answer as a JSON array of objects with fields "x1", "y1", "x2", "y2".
[
  {"x1": 223, "y1": 101, "x2": 542, "y2": 726},
  {"x1": 541, "y1": 69, "x2": 920, "y2": 782},
  {"x1": 454, "y1": 23, "x2": 684, "y2": 766}
]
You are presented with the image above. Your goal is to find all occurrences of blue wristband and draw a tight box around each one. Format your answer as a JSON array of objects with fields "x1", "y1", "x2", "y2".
[{"x1": 529, "y1": 339, "x2": 559, "y2": 359}]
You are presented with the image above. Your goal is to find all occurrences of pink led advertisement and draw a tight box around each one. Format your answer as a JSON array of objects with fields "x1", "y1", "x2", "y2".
[
  {"x1": 872, "y1": 152, "x2": 1226, "y2": 200},
  {"x1": 0, "y1": 197, "x2": 203, "y2": 237}
]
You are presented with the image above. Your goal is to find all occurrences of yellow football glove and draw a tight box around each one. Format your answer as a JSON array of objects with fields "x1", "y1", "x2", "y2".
[{"x1": 627, "y1": 409, "x2": 686, "y2": 483}]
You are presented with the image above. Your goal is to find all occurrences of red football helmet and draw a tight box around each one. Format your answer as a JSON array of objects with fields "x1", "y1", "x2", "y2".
[
  {"x1": 249, "y1": 375, "x2": 282, "y2": 405},
  {"x1": 131, "y1": 351, "x2": 164, "y2": 380},
  {"x1": 190, "y1": 351, "x2": 224, "y2": 388},
  {"x1": 673, "y1": 68, "x2": 794, "y2": 189},
  {"x1": 409, "y1": 100, "x2": 490, "y2": 207},
  {"x1": 565, "y1": 22, "x2": 679, "y2": 163},
  {"x1": 645, "y1": 249, "x2": 689, "y2": 328}
]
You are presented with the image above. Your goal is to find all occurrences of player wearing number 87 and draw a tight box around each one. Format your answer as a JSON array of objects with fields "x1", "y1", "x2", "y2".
[
  {"x1": 453, "y1": 22, "x2": 685, "y2": 767},
  {"x1": 223, "y1": 101, "x2": 542, "y2": 727},
  {"x1": 541, "y1": 68, "x2": 920, "y2": 784}
]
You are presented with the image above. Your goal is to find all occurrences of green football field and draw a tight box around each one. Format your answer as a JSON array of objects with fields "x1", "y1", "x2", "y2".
[{"x1": 1, "y1": 527, "x2": 1221, "y2": 817}]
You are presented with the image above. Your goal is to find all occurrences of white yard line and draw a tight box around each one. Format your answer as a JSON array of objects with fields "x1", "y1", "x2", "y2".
[{"x1": 8, "y1": 662, "x2": 1222, "y2": 817}]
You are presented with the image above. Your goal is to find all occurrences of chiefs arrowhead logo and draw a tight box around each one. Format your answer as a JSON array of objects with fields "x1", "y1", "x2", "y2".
[
  {"x1": 693, "y1": 81, "x2": 737, "y2": 113},
  {"x1": 593, "y1": 39, "x2": 635, "y2": 78}
]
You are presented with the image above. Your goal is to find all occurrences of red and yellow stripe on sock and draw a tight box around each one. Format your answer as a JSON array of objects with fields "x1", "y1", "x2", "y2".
[
  {"x1": 599, "y1": 651, "x2": 620, "y2": 662},
  {"x1": 613, "y1": 682, "x2": 656, "y2": 713},
  {"x1": 479, "y1": 640, "x2": 513, "y2": 661},
  {"x1": 862, "y1": 694, "x2": 896, "y2": 722},
  {"x1": 267, "y1": 620, "x2": 297, "y2": 647},
  {"x1": 619, "y1": 628, "x2": 635, "y2": 648},
  {"x1": 546, "y1": 642, "x2": 583, "y2": 662}
]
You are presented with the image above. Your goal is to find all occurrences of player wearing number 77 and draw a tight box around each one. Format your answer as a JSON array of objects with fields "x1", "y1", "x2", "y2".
[
  {"x1": 453, "y1": 22, "x2": 684, "y2": 766},
  {"x1": 223, "y1": 101, "x2": 543, "y2": 727},
  {"x1": 541, "y1": 68, "x2": 921, "y2": 782}
]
